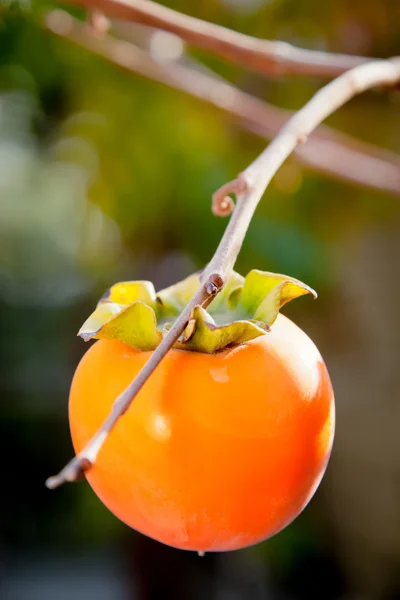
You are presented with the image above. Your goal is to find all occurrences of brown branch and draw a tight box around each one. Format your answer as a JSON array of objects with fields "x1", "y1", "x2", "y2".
[
  {"x1": 87, "y1": 9, "x2": 110, "y2": 32},
  {"x1": 45, "y1": 26, "x2": 400, "y2": 487},
  {"x1": 64, "y1": 0, "x2": 370, "y2": 78},
  {"x1": 46, "y1": 11, "x2": 400, "y2": 196}
]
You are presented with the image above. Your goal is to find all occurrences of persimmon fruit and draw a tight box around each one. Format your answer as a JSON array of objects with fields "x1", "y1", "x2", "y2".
[{"x1": 69, "y1": 269, "x2": 334, "y2": 552}]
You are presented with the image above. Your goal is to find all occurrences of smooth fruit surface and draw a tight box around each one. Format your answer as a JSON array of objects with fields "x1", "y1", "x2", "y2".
[{"x1": 69, "y1": 313, "x2": 334, "y2": 552}]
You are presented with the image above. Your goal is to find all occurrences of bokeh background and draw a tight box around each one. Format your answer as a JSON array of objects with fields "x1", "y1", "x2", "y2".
[{"x1": 1, "y1": 0, "x2": 400, "y2": 598}]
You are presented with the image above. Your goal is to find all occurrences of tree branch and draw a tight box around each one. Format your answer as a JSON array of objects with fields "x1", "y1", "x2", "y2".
[
  {"x1": 46, "y1": 11, "x2": 400, "y2": 196},
  {"x1": 46, "y1": 279, "x2": 217, "y2": 488},
  {"x1": 64, "y1": 0, "x2": 370, "y2": 78},
  {"x1": 46, "y1": 44, "x2": 400, "y2": 488}
]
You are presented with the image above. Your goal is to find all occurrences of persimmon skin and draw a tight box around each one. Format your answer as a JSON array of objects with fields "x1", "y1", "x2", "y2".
[{"x1": 69, "y1": 313, "x2": 334, "y2": 552}]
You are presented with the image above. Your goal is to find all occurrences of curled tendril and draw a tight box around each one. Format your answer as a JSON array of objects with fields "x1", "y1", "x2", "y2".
[{"x1": 212, "y1": 175, "x2": 248, "y2": 217}]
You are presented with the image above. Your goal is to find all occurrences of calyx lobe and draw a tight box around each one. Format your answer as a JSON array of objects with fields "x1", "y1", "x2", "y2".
[{"x1": 78, "y1": 270, "x2": 316, "y2": 353}]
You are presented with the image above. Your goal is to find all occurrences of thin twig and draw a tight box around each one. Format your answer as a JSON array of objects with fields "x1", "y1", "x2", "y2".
[
  {"x1": 64, "y1": 0, "x2": 370, "y2": 78},
  {"x1": 46, "y1": 276, "x2": 221, "y2": 488},
  {"x1": 46, "y1": 11, "x2": 400, "y2": 197},
  {"x1": 46, "y1": 51, "x2": 400, "y2": 488}
]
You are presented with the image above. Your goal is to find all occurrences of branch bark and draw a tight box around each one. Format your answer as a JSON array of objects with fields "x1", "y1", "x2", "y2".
[
  {"x1": 45, "y1": 45, "x2": 400, "y2": 488},
  {"x1": 63, "y1": 0, "x2": 370, "y2": 78},
  {"x1": 46, "y1": 11, "x2": 400, "y2": 196}
]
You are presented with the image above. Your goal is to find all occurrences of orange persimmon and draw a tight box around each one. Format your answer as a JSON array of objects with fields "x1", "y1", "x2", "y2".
[{"x1": 70, "y1": 269, "x2": 334, "y2": 553}]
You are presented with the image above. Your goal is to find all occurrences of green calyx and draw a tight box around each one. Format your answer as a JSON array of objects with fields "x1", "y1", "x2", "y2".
[{"x1": 78, "y1": 270, "x2": 317, "y2": 353}]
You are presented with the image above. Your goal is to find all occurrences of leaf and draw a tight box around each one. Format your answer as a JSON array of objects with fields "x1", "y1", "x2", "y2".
[
  {"x1": 156, "y1": 273, "x2": 201, "y2": 320},
  {"x1": 180, "y1": 306, "x2": 267, "y2": 353},
  {"x1": 99, "y1": 281, "x2": 157, "y2": 308},
  {"x1": 78, "y1": 301, "x2": 162, "y2": 351},
  {"x1": 254, "y1": 280, "x2": 317, "y2": 325},
  {"x1": 237, "y1": 270, "x2": 317, "y2": 326},
  {"x1": 78, "y1": 302, "x2": 125, "y2": 341}
]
